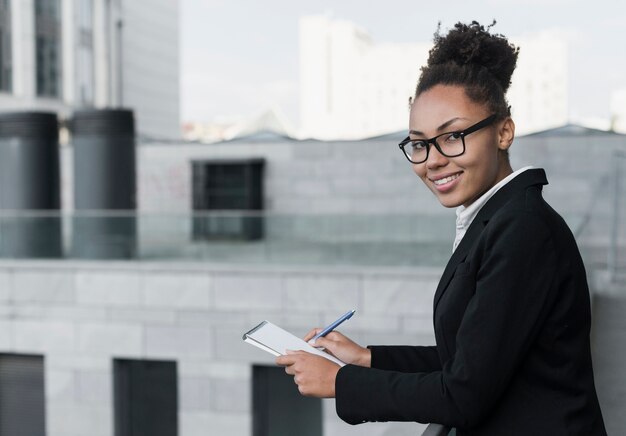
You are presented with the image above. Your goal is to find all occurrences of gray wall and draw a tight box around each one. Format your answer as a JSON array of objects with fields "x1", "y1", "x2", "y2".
[
  {"x1": 0, "y1": 260, "x2": 439, "y2": 436},
  {"x1": 58, "y1": 132, "x2": 626, "y2": 254}
]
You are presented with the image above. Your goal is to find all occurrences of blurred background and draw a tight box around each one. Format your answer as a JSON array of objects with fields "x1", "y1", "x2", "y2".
[{"x1": 0, "y1": 1, "x2": 624, "y2": 435}]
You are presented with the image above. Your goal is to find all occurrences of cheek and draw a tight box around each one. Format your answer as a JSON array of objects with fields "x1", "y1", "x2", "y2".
[
  {"x1": 413, "y1": 166, "x2": 432, "y2": 189},
  {"x1": 412, "y1": 163, "x2": 426, "y2": 179}
]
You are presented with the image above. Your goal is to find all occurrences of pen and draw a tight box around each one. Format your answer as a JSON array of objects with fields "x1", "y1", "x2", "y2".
[{"x1": 309, "y1": 309, "x2": 356, "y2": 344}]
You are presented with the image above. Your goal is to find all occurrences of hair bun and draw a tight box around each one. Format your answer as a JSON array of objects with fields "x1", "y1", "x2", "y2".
[{"x1": 427, "y1": 21, "x2": 519, "y2": 93}]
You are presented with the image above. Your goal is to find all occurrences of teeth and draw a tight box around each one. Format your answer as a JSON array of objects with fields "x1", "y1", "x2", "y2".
[{"x1": 434, "y1": 173, "x2": 460, "y2": 186}]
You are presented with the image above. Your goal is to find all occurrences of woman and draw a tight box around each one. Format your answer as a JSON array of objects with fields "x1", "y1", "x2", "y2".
[{"x1": 277, "y1": 21, "x2": 607, "y2": 435}]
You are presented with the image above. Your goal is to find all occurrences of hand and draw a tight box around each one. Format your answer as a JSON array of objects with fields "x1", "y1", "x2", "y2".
[
  {"x1": 276, "y1": 351, "x2": 340, "y2": 398},
  {"x1": 304, "y1": 328, "x2": 371, "y2": 367}
]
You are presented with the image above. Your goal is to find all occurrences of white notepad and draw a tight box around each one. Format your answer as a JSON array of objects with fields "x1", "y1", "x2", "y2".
[{"x1": 243, "y1": 321, "x2": 346, "y2": 367}]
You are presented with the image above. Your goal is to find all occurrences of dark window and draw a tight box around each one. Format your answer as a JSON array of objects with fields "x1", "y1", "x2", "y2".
[
  {"x1": 0, "y1": 0, "x2": 12, "y2": 92},
  {"x1": 0, "y1": 354, "x2": 46, "y2": 436},
  {"x1": 192, "y1": 159, "x2": 265, "y2": 240},
  {"x1": 253, "y1": 365, "x2": 322, "y2": 436},
  {"x1": 35, "y1": 0, "x2": 61, "y2": 98},
  {"x1": 114, "y1": 359, "x2": 178, "y2": 436}
]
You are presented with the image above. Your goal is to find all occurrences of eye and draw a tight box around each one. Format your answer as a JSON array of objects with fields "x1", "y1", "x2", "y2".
[
  {"x1": 409, "y1": 140, "x2": 428, "y2": 150},
  {"x1": 443, "y1": 132, "x2": 463, "y2": 143}
]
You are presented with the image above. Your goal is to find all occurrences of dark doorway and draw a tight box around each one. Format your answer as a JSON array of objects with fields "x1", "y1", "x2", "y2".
[
  {"x1": 114, "y1": 359, "x2": 178, "y2": 436},
  {"x1": 252, "y1": 365, "x2": 323, "y2": 436},
  {"x1": 0, "y1": 354, "x2": 46, "y2": 436}
]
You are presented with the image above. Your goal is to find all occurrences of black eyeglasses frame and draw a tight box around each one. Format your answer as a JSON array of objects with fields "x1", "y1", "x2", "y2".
[{"x1": 398, "y1": 114, "x2": 498, "y2": 164}]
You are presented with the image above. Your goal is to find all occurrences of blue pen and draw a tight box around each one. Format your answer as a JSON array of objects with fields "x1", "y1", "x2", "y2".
[{"x1": 309, "y1": 309, "x2": 356, "y2": 344}]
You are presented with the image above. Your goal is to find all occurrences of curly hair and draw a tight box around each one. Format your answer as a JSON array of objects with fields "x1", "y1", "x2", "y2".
[{"x1": 414, "y1": 21, "x2": 520, "y2": 119}]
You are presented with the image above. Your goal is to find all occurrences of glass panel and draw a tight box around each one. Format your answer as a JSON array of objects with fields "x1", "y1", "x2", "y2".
[
  {"x1": 0, "y1": 0, "x2": 11, "y2": 92},
  {"x1": 77, "y1": 0, "x2": 94, "y2": 105},
  {"x1": 35, "y1": 0, "x2": 61, "y2": 98},
  {"x1": 0, "y1": 210, "x2": 591, "y2": 267}
]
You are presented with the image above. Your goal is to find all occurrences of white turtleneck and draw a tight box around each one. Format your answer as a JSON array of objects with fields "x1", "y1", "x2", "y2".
[{"x1": 452, "y1": 166, "x2": 534, "y2": 252}]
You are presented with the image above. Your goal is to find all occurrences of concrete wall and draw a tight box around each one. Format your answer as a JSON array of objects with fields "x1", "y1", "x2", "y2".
[
  {"x1": 87, "y1": 133, "x2": 624, "y2": 220},
  {"x1": 56, "y1": 131, "x2": 626, "y2": 266},
  {"x1": 0, "y1": 260, "x2": 439, "y2": 436}
]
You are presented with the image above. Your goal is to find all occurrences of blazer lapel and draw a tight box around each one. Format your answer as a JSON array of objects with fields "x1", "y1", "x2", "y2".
[
  {"x1": 432, "y1": 216, "x2": 484, "y2": 313},
  {"x1": 432, "y1": 169, "x2": 548, "y2": 315}
]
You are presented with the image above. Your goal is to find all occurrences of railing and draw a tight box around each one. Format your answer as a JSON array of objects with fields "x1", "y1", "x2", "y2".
[
  {"x1": 0, "y1": 210, "x2": 455, "y2": 267},
  {"x1": 0, "y1": 210, "x2": 591, "y2": 269}
]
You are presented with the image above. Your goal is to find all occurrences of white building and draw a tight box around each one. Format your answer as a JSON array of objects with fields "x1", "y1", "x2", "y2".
[
  {"x1": 299, "y1": 16, "x2": 569, "y2": 139},
  {"x1": 0, "y1": 0, "x2": 180, "y2": 139},
  {"x1": 299, "y1": 15, "x2": 429, "y2": 140},
  {"x1": 508, "y1": 31, "x2": 569, "y2": 135}
]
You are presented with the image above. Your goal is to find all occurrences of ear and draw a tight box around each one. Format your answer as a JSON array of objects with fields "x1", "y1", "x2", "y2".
[{"x1": 497, "y1": 117, "x2": 515, "y2": 151}]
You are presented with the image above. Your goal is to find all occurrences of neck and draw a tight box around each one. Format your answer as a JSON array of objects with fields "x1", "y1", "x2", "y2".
[{"x1": 494, "y1": 161, "x2": 514, "y2": 185}]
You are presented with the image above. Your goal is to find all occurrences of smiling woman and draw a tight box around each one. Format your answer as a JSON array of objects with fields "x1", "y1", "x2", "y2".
[
  {"x1": 409, "y1": 85, "x2": 514, "y2": 208},
  {"x1": 276, "y1": 21, "x2": 608, "y2": 436}
]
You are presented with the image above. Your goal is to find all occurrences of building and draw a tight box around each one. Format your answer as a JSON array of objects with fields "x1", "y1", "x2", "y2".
[
  {"x1": 0, "y1": 125, "x2": 625, "y2": 435},
  {"x1": 299, "y1": 15, "x2": 429, "y2": 140},
  {"x1": 182, "y1": 107, "x2": 297, "y2": 143},
  {"x1": 0, "y1": 0, "x2": 180, "y2": 139},
  {"x1": 507, "y1": 31, "x2": 569, "y2": 135},
  {"x1": 299, "y1": 16, "x2": 569, "y2": 139}
]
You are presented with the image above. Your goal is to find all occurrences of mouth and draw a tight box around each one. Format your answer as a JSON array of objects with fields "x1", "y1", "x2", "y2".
[{"x1": 429, "y1": 171, "x2": 463, "y2": 192}]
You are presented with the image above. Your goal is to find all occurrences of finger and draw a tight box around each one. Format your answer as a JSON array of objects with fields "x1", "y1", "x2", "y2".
[
  {"x1": 303, "y1": 328, "x2": 323, "y2": 342},
  {"x1": 324, "y1": 330, "x2": 344, "y2": 341},
  {"x1": 276, "y1": 355, "x2": 295, "y2": 366},
  {"x1": 311, "y1": 336, "x2": 331, "y2": 349}
]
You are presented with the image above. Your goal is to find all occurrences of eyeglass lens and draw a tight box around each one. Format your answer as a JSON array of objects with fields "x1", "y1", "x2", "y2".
[{"x1": 405, "y1": 133, "x2": 464, "y2": 163}]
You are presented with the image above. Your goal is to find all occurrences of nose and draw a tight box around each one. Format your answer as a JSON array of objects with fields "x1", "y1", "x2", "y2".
[{"x1": 425, "y1": 142, "x2": 449, "y2": 169}]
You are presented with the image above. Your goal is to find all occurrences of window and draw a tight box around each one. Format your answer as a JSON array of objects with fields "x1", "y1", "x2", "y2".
[
  {"x1": 253, "y1": 365, "x2": 322, "y2": 436},
  {"x1": 76, "y1": 0, "x2": 94, "y2": 105},
  {"x1": 35, "y1": 0, "x2": 61, "y2": 98},
  {"x1": 192, "y1": 159, "x2": 265, "y2": 240},
  {"x1": 0, "y1": 354, "x2": 46, "y2": 436},
  {"x1": 0, "y1": 0, "x2": 11, "y2": 92},
  {"x1": 114, "y1": 359, "x2": 178, "y2": 436}
]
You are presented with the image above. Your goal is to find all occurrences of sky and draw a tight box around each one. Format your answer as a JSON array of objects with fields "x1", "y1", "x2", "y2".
[{"x1": 180, "y1": 0, "x2": 626, "y2": 128}]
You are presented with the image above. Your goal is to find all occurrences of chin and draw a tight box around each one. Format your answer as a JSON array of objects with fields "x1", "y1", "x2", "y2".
[{"x1": 434, "y1": 193, "x2": 464, "y2": 208}]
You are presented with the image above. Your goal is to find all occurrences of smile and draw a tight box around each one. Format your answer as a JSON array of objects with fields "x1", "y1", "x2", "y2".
[{"x1": 432, "y1": 172, "x2": 462, "y2": 186}]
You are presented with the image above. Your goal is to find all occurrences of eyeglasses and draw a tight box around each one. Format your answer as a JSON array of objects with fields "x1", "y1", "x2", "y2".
[{"x1": 398, "y1": 114, "x2": 498, "y2": 164}]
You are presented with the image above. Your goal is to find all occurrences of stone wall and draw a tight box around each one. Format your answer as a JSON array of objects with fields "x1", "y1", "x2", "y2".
[{"x1": 0, "y1": 260, "x2": 439, "y2": 436}]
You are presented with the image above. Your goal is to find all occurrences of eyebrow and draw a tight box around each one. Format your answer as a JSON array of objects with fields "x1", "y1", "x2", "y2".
[{"x1": 409, "y1": 117, "x2": 469, "y2": 137}]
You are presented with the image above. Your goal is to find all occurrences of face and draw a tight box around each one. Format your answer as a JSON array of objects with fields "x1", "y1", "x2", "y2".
[{"x1": 409, "y1": 85, "x2": 514, "y2": 208}]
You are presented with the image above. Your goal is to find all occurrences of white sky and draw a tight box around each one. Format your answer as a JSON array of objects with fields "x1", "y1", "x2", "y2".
[{"x1": 180, "y1": 0, "x2": 626, "y2": 127}]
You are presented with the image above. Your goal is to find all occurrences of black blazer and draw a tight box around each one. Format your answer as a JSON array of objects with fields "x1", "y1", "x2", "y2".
[{"x1": 335, "y1": 169, "x2": 607, "y2": 436}]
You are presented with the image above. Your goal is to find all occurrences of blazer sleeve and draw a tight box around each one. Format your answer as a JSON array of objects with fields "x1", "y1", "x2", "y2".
[
  {"x1": 369, "y1": 345, "x2": 442, "y2": 373},
  {"x1": 335, "y1": 210, "x2": 559, "y2": 427}
]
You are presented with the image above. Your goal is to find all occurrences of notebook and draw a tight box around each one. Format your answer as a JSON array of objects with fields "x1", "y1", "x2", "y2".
[{"x1": 243, "y1": 320, "x2": 346, "y2": 367}]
